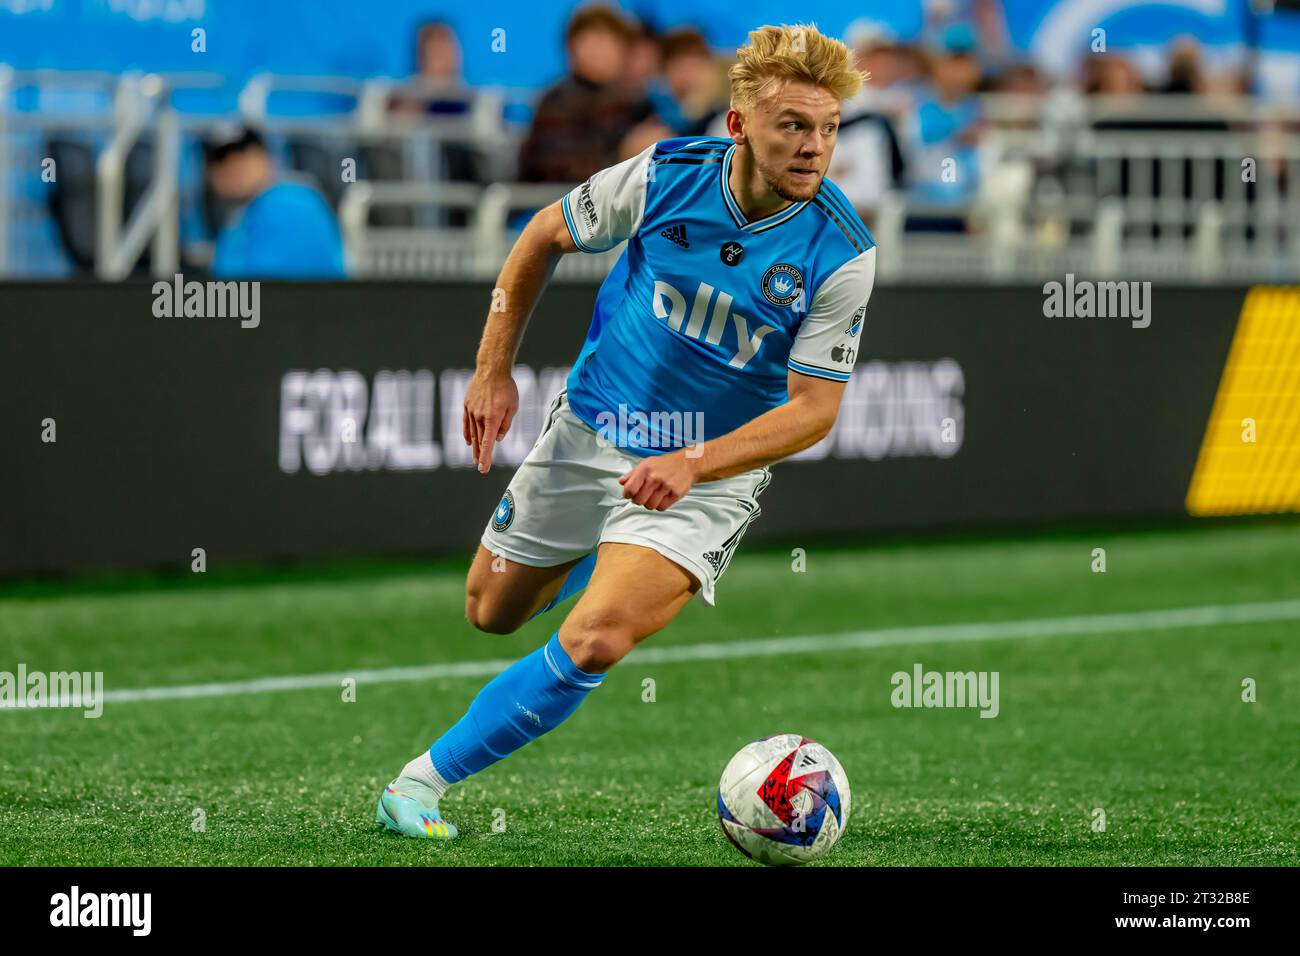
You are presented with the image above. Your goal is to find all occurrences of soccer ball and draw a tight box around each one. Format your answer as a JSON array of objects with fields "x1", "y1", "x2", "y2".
[{"x1": 716, "y1": 733, "x2": 851, "y2": 866}]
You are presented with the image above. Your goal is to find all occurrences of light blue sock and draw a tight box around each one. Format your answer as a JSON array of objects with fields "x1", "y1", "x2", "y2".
[
  {"x1": 527, "y1": 552, "x2": 596, "y2": 621},
  {"x1": 429, "y1": 631, "x2": 604, "y2": 783}
]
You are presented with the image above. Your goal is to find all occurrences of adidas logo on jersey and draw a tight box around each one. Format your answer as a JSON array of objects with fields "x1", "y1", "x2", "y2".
[{"x1": 660, "y1": 223, "x2": 689, "y2": 248}]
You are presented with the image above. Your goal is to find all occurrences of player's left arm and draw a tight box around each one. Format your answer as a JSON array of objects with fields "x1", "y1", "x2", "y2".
[{"x1": 620, "y1": 247, "x2": 876, "y2": 510}]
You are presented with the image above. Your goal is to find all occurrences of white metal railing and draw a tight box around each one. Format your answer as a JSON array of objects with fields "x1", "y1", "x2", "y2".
[
  {"x1": 339, "y1": 180, "x2": 485, "y2": 276},
  {"x1": 237, "y1": 72, "x2": 364, "y2": 125},
  {"x1": 1067, "y1": 128, "x2": 1300, "y2": 275},
  {"x1": 339, "y1": 179, "x2": 631, "y2": 281},
  {"x1": 477, "y1": 181, "x2": 574, "y2": 265},
  {"x1": 5, "y1": 70, "x2": 1300, "y2": 283},
  {"x1": 0, "y1": 70, "x2": 136, "y2": 275},
  {"x1": 982, "y1": 91, "x2": 1300, "y2": 130},
  {"x1": 94, "y1": 73, "x2": 180, "y2": 279}
]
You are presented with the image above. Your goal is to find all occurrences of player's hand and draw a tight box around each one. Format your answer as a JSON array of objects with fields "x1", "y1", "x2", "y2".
[
  {"x1": 463, "y1": 370, "x2": 518, "y2": 473},
  {"x1": 618, "y1": 450, "x2": 696, "y2": 511}
]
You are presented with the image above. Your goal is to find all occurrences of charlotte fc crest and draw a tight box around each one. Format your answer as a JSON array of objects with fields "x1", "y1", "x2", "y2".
[
  {"x1": 761, "y1": 263, "x2": 804, "y2": 307},
  {"x1": 492, "y1": 491, "x2": 515, "y2": 532}
]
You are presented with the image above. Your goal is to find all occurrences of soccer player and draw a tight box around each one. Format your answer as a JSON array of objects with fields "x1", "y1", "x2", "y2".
[{"x1": 377, "y1": 23, "x2": 876, "y2": 840}]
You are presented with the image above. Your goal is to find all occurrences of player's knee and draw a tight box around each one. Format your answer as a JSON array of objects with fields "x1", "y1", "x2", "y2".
[
  {"x1": 464, "y1": 589, "x2": 523, "y2": 635},
  {"x1": 562, "y1": 607, "x2": 637, "y2": 672}
]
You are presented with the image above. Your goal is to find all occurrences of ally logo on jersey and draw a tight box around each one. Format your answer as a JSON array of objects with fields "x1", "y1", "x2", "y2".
[
  {"x1": 651, "y1": 276, "x2": 792, "y2": 370},
  {"x1": 648, "y1": 256, "x2": 810, "y2": 371}
]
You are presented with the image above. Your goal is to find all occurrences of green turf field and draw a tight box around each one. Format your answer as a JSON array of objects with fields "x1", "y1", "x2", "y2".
[{"x1": 1, "y1": 521, "x2": 1297, "y2": 866}]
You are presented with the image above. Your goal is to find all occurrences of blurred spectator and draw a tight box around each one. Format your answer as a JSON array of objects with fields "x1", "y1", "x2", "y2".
[
  {"x1": 388, "y1": 20, "x2": 482, "y2": 229},
  {"x1": 647, "y1": 28, "x2": 726, "y2": 136},
  {"x1": 623, "y1": 19, "x2": 663, "y2": 95},
  {"x1": 391, "y1": 20, "x2": 470, "y2": 117},
  {"x1": 1083, "y1": 54, "x2": 1146, "y2": 96},
  {"x1": 1162, "y1": 37, "x2": 1247, "y2": 97},
  {"x1": 204, "y1": 125, "x2": 346, "y2": 279},
  {"x1": 908, "y1": 22, "x2": 985, "y2": 219},
  {"x1": 928, "y1": 0, "x2": 1012, "y2": 73},
  {"x1": 993, "y1": 62, "x2": 1048, "y2": 95},
  {"x1": 1165, "y1": 38, "x2": 1205, "y2": 94},
  {"x1": 830, "y1": 21, "x2": 912, "y2": 217},
  {"x1": 850, "y1": 20, "x2": 918, "y2": 106},
  {"x1": 416, "y1": 20, "x2": 462, "y2": 86},
  {"x1": 518, "y1": 5, "x2": 654, "y2": 183},
  {"x1": 1086, "y1": 46, "x2": 1230, "y2": 130}
]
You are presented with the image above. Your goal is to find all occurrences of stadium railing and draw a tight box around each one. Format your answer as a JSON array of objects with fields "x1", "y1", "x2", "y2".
[
  {"x1": 339, "y1": 179, "x2": 620, "y2": 281},
  {"x1": 95, "y1": 73, "x2": 179, "y2": 280},
  {"x1": 3, "y1": 71, "x2": 1297, "y2": 283}
]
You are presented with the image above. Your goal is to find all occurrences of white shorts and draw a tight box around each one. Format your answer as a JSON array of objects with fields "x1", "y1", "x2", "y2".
[{"x1": 480, "y1": 390, "x2": 771, "y2": 606}]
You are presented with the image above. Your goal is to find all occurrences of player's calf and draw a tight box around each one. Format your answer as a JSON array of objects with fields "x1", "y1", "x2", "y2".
[
  {"x1": 463, "y1": 590, "x2": 524, "y2": 635},
  {"x1": 462, "y1": 545, "x2": 580, "y2": 635}
]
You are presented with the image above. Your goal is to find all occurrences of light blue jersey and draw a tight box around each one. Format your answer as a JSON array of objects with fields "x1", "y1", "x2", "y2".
[{"x1": 560, "y1": 136, "x2": 877, "y2": 456}]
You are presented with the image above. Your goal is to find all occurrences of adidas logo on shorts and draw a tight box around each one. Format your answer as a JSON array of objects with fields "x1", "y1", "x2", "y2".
[
  {"x1": 702, "y1": 549, "x2": 724, "y2": 575},
  {"x1": 660, "y1": 223, "x2": 689, "y2": 248}
]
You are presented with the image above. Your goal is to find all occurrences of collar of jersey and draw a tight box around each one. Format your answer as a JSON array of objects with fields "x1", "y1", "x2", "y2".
[{"x1": 719, "y1": 144, "x2": 809, "y2": 233}]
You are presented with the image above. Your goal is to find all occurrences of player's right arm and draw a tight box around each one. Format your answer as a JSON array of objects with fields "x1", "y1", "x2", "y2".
[
  {"x1": 463, "y1": 201, "x2": 576, "y2": 473},
  {"x1": 463, "y1": 145, "x2": 655, "y2": 473}
]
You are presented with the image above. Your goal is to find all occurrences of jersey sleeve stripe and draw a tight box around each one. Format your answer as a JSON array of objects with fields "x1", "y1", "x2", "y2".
[
  {"x1": 788, "y1": 358, "x2": 852, "y2": 382},
  {"x1": 810, "y1": 198, "x2": 869, "y2": 255},
  {"x1": 815, "y1": 188, "x2": 871, "y2": 243},
  {"x1": 651, "y1": 156, "x2": 726, "y2": 168},
  {"x1": 652, "y1": 138, "x2": 729, "y2": 156},
  {"x1": 560, "y1": 193, "x2": 599, "y2": 253},
  {"x1": 814, "y1": 190, "x2": 875, "y2": 249},
  {"x1": 820, "y1": 193, "x2": 875, "y2": 248},
  {"x1": 653, "y1": 146, "x2": 727, "y2": 159}
]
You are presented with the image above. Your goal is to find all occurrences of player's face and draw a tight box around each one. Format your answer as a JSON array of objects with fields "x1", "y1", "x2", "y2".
[{"x1": 743, "y1": 79, "x2": 841, "y2": 202}]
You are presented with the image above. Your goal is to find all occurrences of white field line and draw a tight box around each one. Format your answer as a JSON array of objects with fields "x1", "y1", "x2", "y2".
[{"x1": 4, "y1": 598, "x2": 1298, "y2": 708}]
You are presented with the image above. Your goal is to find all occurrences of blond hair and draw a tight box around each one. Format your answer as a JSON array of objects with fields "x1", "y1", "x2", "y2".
[{"x1": 729, "y1": 23, "x2": 864, "y2": 112}]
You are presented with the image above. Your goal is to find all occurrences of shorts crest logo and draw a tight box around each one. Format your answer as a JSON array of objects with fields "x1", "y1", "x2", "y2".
[
  {"x1": 761, "y1": 263, "x2": 803, "y2": 307},
  {"x1": 492, "y1": 490, "x2": 515, "y2": 532}
]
